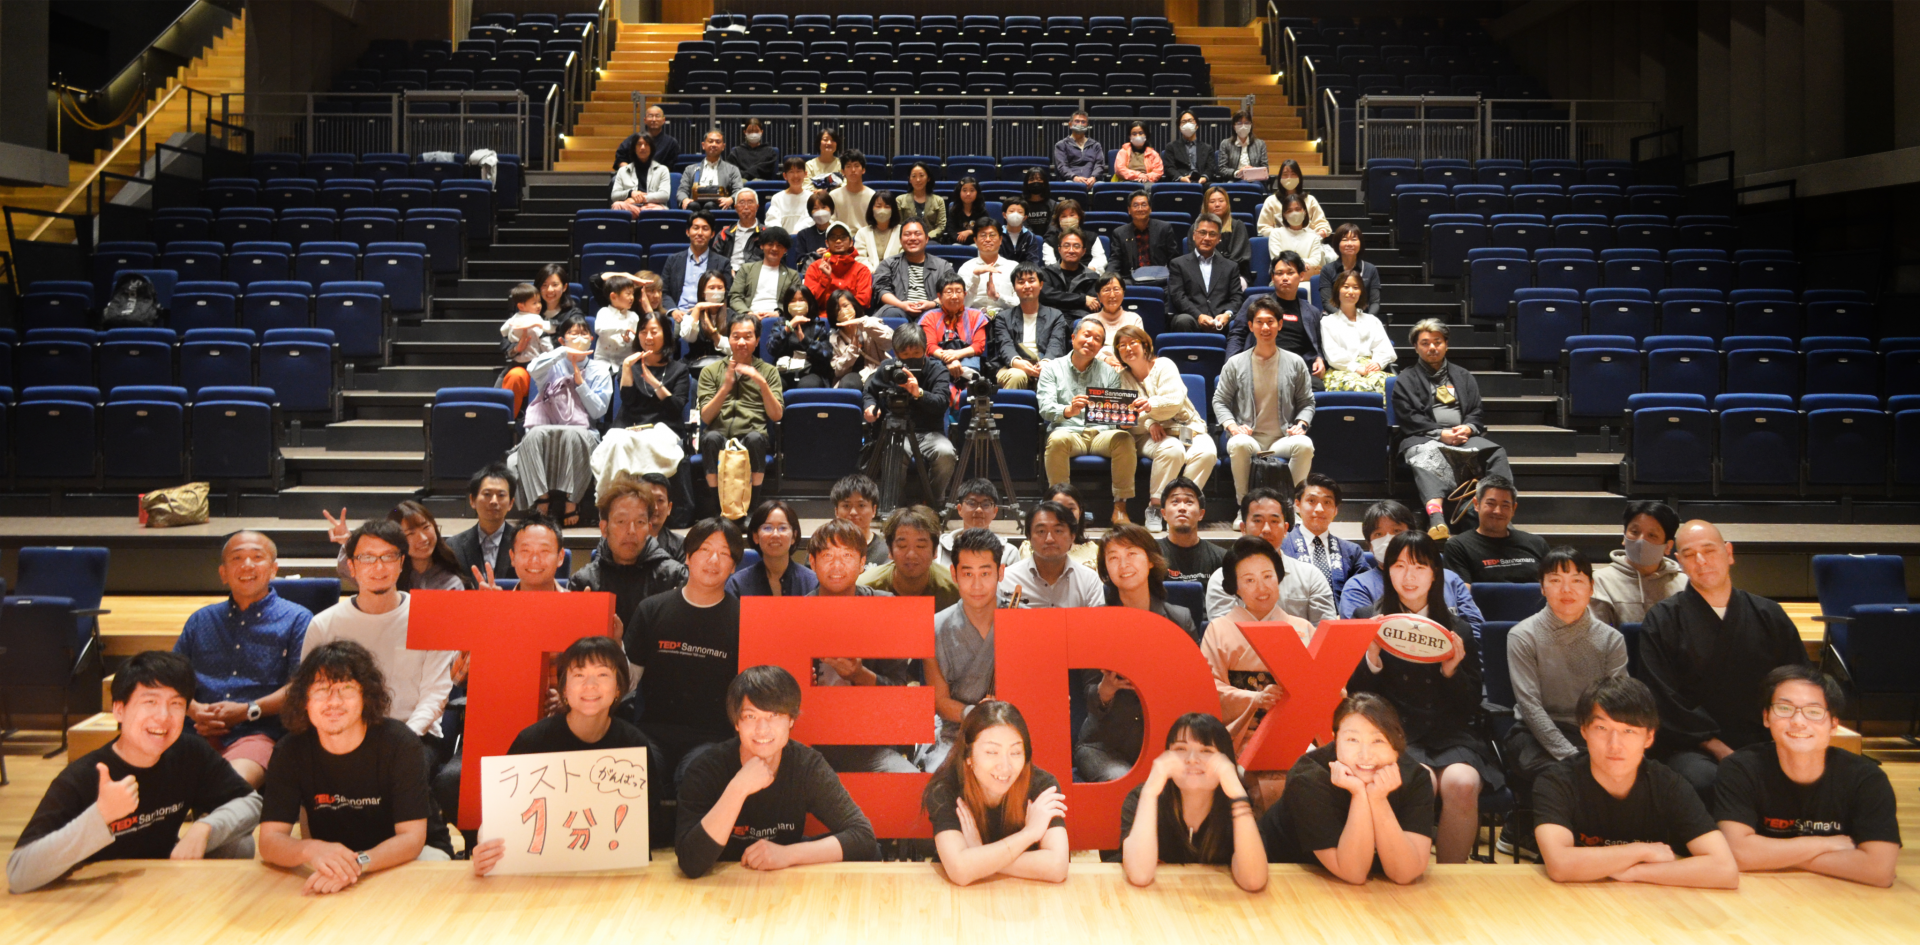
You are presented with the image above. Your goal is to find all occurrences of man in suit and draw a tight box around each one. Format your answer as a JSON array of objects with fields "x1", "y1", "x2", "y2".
[
  {"x1": 1167, "y1": 214, "x2": 1246, "y2": 335},
  {"x1": 726, "y1": 228, "x2": 802, "y2": 320},
  {"x1": 661, "y1": 211, "x2": 731, "y2": 318},
  {"x1": 676, "y1": 130, "x2": 744, "y2": 213},
  {"x1": 1109, "y1": 190, "x2": 1182, "y2": 286},
  {"x1": 1225, "y1": 250, "x2": 1323, "y2": 368},
  {"x1": 872, "y1": 220, "x2": 956, "y2": 324},
  {"x1": 989, "y1": 264, "x2": 1071, "y2": 390},
  {"x1": 448, "y1": 463, "x2": 518, "y2": 581}
]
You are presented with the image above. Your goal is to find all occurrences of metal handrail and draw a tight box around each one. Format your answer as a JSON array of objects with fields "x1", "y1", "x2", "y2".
[
  {"x1": 1265, "y1": 2, "x2": 1282, "y2": 75},
  {"x1": 29, "y1": 83, "x2": 220, "y2": 241},
  {"x1": 1281, "y1": 25, "x2": 1299, "y2": 103},
  {"x1": 1321, "y1": 88, "x2": 1341, "y2": 173},
  {"x1": 1300, "y1": 55, "x2": 1320, "y2": 134}
]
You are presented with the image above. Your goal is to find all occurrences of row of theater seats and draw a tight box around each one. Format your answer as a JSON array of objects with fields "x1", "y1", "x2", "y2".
[
  {"x1": 72, "y1": 239, "x2": 431, "y2": 315},
  {"x1": 1274, "y1": 15, "x2": 1492, "y2": 45},
  {"x1": 198, "y1": 179, "x2": 495, "y2": 242},
  {"x1": 1512, "y1": 287, "x2": 1875, "y2": 359},
  {"x1": 700, "y1": 14, "x2": 1176, "y2": 47},
  {"x1": 674, "y1": 67, "x2": 1206, "y2": 99},
  {"x1": 1445, "y1": 222, "x2": 1745, "y2": 282},
  {"x1": 358, "y1": 18, "x2": 595, "y2": 72},
  {"x1": 334, "y1": 64, "x2": 570, "y2": 96},
  {"x1": 1623, "y1": 391, "x2": 1920, "y2": 492},
  {"x1": 140, "y1": 207, "x2": 463, "y2": 269},
  {"x1": 1367, "y1": 159, "x2": 1640, "y2": 212},
  {"x1": 5, "y1": 382, "x2": 284, "y2": 485},
  {"x1": 1562, "y1": 334, "x2": 1918, "y2": 419},
  {"x1": 1403, "y1": 197, "x2": 1703, "y2": 249},
  {"x1": 673, "y1": 38, "x2": 1198, "y2": 73},
  {"x1": 1469, "y1": 247, "x2": 1795, "y2": 313},
  {"x1": 5, "y1": 320, "x2": 369, "y2": 401}
]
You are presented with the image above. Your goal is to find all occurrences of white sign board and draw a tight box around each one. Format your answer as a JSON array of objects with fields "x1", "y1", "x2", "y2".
[{"x1": 478, "y1": 747, "x2": 650, "y2": 874}]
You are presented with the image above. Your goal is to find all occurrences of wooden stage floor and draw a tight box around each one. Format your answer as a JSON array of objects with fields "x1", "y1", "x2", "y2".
[
  {"x1": 4, "y1": 858, "x2": 1918, "y2": 945},
  {"x1": 3, "y1": 743, "x2": 1919, "y2": 945}
]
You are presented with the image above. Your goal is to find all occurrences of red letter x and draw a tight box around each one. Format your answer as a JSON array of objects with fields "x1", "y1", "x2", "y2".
[{"x1": 1233, "y1": 619, "x2": 1378, "y2": 772}]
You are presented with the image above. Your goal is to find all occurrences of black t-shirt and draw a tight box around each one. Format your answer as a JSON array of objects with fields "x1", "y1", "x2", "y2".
[
  {"x1": 1712, "y1": 746, "x2": 1902, "y2": 846},
  {"x1": 924, "y1": 766, "x2": 1067, "y2": 846},
  {"x1": 625, "y1": 589, "x2": 741, "y2": 746},
  {"x1": 1274, "y1": 295, "x2": 1314, "y2": 359},
  {"x1": 1533, "y1": 756, "x2": 1717, "y2": 852},
  {"x1": 260, "y1": 718, "x2": 431, "y2": 853},
  {"x1": 1110, "y1": 782, "x2": 1242, "y2": 865},
  {"x1": 508, "y1": 714, "x2": 653, "y2": 756},
  {"x1": 1259, "y1": 743, "x2": 1435, "y2": 865},
  {"x1": 1441, "y1": 528, "x2": 1552, "y2": 584},
  {"x1": 1159, "y1": 537, "x2": 1226, "y2": 582},
  {"x1": 18, "y1": 734, "x2": 253, "y2": 862},
  {"x1": 672, "y1": 738, "x2": 879, "y2": 878}
]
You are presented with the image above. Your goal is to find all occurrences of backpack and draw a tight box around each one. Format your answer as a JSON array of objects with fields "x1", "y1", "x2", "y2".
[{"x1": 101, "y1": 273, "x2": 162, "y2": 329}]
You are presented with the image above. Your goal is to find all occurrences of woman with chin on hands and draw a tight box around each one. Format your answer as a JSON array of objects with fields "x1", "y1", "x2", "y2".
[
  {"x1": 1259, "y1": 693, "x2": 1436, "y2": 885},
  {"x1": 1113, "y1": 712, "x2": 1268, "y2": 892}
]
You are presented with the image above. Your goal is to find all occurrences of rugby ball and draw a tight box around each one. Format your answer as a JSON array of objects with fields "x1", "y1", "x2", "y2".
[{"x1": 1374, "y1": 613, "x2": 1458, "y2": 663}]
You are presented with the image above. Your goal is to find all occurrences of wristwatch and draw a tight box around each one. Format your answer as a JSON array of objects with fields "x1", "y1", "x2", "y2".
[
  {"x1": 246, "y1": 702, "x2": 262, "y2": 722},
  {"x1": 356, "y1": 851, "x2": 373, "y2": 868}
]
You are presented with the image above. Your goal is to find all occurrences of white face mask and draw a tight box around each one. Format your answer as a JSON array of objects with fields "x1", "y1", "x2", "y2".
[
  {"x1": 812, "y1": 209, "x2": 832, "y2": 225},
  {"x1": 1180, "y1": 121, "x2": 1197, "y2": 137},
  {"x1": 872, "y1": 206, "x2": 891, "y2": 222},
  {"x1": 1235, "y1": 123, "x2": 1252, "y2": 138},
  {"x1": 1285, "y1": 211, "x2": 1306, "y2": 227},
  {"x1": 1371, "y1": 535, "x2": 1393, "y2": 561},
  {"x1": 1131, "y1": 135, "x2": 1146, "y2": 147},
  {"x1": 1070, "y1": 123, "x2": 1088, "y2": 134},
  {"x1": 744, "y1": 132, "x2": 762, "y2": 145},
  {"x1": 1281, "y1": 176, "x2": 1300, "y2": 191},
  {"x1": 704, "y1": 288, "x2": 726, "y2": 303},
  {"x1": 1005, "y1": 212, "x2": 1024, "y2": 228},
  {"x1": 788, "y1": 301, "x2": 809, "y2": 316}
]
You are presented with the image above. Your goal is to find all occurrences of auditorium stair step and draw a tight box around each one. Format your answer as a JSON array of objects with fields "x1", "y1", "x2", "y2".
[
  {"x1": 1178, "y1": 23, "x2": 1322, "y2": 174},
  {"x1": 0, "y1": 10, "x2": 245, "y2": 256}
]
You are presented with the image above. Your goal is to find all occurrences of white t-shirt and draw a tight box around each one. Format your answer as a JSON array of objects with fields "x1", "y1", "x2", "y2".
[
  {"x1": 751, "y1": 264, "x2": 783, "y2": 312},
  {"x1": 301, "y1": 593, "x2": 456, "y2": 738}
]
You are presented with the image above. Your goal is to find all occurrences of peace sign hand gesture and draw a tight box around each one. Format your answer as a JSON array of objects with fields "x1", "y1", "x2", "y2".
[
  {"x1": 323, "y1": 508, "x2": 350, "y2": 545},
  {"x1": 471, "y1": 562, "x2": 503, "y2": 591}
]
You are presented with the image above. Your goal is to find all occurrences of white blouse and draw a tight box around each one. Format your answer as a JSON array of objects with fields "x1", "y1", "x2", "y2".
[{"x1": 1319, "y1": 309, "x2": 1397, "y2": 374}]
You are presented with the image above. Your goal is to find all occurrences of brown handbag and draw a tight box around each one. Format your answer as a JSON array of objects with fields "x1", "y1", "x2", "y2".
[{"x1": 140, "y1": 482, "x2": 211, "y2": 527}]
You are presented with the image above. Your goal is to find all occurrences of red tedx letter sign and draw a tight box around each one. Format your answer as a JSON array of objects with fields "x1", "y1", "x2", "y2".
[
  {"x1": 994, "y1": 607, "x2": 1219, "y2": 850},
  {"x1": 409, "y1": 589, "x2": 616, "y2": 829},
  {"x1": 1234, "y1": 618, "x2": 1378, "y2": 772},
  {"x1": 738, "y1": 595, "x2": 937, "y2": 838}
]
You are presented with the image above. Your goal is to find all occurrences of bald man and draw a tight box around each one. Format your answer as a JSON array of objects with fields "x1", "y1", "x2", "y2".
[
  {"x1": 172, "y1": 531, "x2": 315, "y2": 786},
  {"x1": 1636, "y1": 521, "x2": 1809, "y2": 801}
]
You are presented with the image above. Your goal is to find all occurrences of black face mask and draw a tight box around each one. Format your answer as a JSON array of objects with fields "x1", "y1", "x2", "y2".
[{"x1": 899, "y1": 356, "x2": 927, "y2": 370}]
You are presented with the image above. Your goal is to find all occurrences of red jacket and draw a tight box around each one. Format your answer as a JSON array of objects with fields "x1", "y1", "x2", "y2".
[{"x1": 804, "y1": 251, "x2": 873, "y2": 308}]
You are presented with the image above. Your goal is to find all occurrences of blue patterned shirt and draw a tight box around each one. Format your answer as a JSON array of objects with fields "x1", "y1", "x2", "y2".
[{"x1": 173, "y1": 590, "x2": 312, "y2": 740}]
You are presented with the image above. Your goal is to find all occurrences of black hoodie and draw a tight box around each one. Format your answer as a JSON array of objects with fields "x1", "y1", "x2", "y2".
[{"x1": 567, "y1": 536, "x2": 688, "y2": 624}]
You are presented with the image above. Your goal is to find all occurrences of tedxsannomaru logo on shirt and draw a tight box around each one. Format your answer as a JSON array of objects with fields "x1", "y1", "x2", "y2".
[
  {"x1": 1764, "y1": 816, "x2": 1845, "y2": 835},
  {"x1": 108, "y1": 801, "x2": 187, "y2": 836},
  {"x1": 312, "y1": 793, "x2": 383, "y2": 811},
  {"x1": 731, "y1": 823, "x2": 796, "y2": 841},
  {"x1": 659, "y1": 640, "x2": 732, "y2": 660}
]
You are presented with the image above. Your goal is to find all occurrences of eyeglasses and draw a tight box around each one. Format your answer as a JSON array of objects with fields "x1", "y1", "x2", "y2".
[
  {"x1": 757, "y1": 524, "x2": 792, "y2": 535},
  {"x1": 1768, "y1": 702, "x2": 1829, "y2": 721},
  {"x1": 352, "y1": 553, "x2": 404, "y2": 565},
  {"x1": 960, "y1": 499, "x2": 997, "y2": 511},
  {"x1": 309, "y1": 683, "x2": 363, "y2": 704}
]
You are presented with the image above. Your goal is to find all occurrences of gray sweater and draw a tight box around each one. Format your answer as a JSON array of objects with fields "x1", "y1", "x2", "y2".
[
  {"x1": 1506, "y1": 607, "x2": 1628, "y2": 760},
  {"x1": 1212, "y1": 346, "x2": 1315, "y2": 433}
]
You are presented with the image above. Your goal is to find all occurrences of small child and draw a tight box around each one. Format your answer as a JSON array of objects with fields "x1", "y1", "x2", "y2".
[
  {"x1": 498, "y1": 282, "x2": 550, "y2": 414},
  {"x1": 594, "y1": 274, "x2": 639, "y2": 367}
]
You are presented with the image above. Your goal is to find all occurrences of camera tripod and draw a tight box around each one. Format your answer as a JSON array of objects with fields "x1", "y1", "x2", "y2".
[
  {"x1": 864, "y1": 390, "x2": 936, "y2": 512},
  {"x1": 945, "y1": 390, "x2": 1022, "y2": 518}
]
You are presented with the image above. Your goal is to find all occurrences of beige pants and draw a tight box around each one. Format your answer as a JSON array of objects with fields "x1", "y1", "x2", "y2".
[
  {"x1": 1044, "y1": 427, "x2": 1138, "y2": 499},
  {"x1": 997, "y1": 367, "x2": 1036, "y2": 390},
  {"x1": 1140, "y1": 431, "x2": 1219, "y2": 501}
]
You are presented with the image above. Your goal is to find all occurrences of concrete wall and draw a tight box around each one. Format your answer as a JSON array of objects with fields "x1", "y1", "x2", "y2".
[{"x1": 1493, "y1": 0, "x2": 1904, "y2": 177}]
